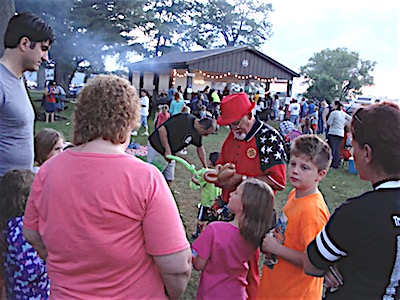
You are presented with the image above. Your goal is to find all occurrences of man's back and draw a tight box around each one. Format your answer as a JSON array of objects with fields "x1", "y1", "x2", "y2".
[{"x1": 0, "y1": 64, "x2": 34, "y2": 176}]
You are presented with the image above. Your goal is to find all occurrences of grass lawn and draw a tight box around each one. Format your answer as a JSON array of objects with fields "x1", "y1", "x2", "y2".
[{"x1": 30, "y1": 90, "x2": 371, "y2": 299}]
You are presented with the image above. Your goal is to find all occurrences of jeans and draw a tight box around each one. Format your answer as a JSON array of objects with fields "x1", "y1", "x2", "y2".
[
  {"x1": 328, "y1": 134, "x2": 343, "y2": 168},
  {"x1": 290, "y1": 115, "x2": 299, "y2": 126}
]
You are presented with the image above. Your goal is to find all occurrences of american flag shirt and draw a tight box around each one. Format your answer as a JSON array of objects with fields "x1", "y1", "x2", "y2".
[{"x1": 217, "y1": 119, "x2": 287, "y2": 202}]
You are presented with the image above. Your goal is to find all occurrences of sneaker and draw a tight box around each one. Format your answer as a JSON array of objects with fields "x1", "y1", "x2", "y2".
[
  {"x1": 179, "y1": 149, "x2": 187, "y2": 155},
  {"x1": 141, "y1": 132, "x2": 149, "y2": 136},
  {"x1": 131, "y1": 131, "x2": 138, "y2": 136}
]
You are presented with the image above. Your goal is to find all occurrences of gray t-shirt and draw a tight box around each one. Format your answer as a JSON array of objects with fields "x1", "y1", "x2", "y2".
[{"x1": 0, "y1": 64, "x2": 35, "y2": 177}]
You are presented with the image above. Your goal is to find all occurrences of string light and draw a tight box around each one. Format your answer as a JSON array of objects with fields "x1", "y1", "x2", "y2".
[{"x1": 171, "y1": 69, "x2": 281, "y2": 84}]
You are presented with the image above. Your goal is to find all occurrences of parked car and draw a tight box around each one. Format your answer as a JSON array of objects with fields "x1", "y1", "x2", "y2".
[
  {"x1": 26, "y1": 80, "x2": 37, "y2": 90},
  {"x1": 354, "y1": 95, "x2": 377, "y2": 105},
  {"x1": 69, "y1": 83, "x2": 85, "y2": 98},
  {"x1": 343, "y1": 102, "x2": 358, "y2": 115}
]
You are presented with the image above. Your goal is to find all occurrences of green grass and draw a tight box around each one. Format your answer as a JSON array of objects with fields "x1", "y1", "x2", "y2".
[
  {"x1": 30, "y1": 90, "x2": 371, "y2": 299},
  {"x1": 31, "y1": 90, "x2": 75, "y2": 140}
]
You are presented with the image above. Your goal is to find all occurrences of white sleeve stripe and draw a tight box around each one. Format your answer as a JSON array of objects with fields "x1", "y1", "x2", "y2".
[
  {"x1": 267, "y1": 175, "x2": 286, "y2": 189},
  {"x1": 321, "y1": 228, "x2": 347, "y2": 257},
  {"x1": 316, "y1": 232, "x2": 341, "y2": 261}
]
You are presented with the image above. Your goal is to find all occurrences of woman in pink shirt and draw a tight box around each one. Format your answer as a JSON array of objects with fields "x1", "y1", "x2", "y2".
[{"x1": 23, "y1": 75, "x2": 191, "y2": 300}]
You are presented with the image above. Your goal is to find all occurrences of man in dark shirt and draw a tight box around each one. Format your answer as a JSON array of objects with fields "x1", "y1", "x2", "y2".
[{"x1": 147, "y1": 113, "x2": 216, "y2": 184}]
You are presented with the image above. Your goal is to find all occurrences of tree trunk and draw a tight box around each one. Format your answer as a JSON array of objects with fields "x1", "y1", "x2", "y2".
[
  {"x1": 37, "y1": 66, "x2": 46, "y2": 89},
  {"x1": 0, "y1": 0, "x2": 15, "y2": 57},
  {"x1": 54, "y1": 60, "x2": 76, "y2": 97}
]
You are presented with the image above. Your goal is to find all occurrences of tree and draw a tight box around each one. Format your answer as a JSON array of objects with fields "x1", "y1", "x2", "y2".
[
  {"x1": 0, "y1": 0, "x2": 15, "y2": 57},
  {"x1": 138, "y1": 0, "x2": 193, "y2": 57},
  {"x1": 300, "y1": 48, "x2": 376, "y2": 102},
  {"x1": 185, "y1": 0, "x2": 273, "y2": 49},
  {"x1": 15, "y1": 0, "x2": 149, "y2": 92}
]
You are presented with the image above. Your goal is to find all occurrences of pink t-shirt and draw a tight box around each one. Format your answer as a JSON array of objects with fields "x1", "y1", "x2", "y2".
[
  {"x1": 192, "y1": 222, "x2": 256, "y2": 300},
  {"x1": 156, "y1": 112, "x2": 170, "y2": 128},
  {"x1": 24, "y1": 150, "x2": 189, "y2": 299}
]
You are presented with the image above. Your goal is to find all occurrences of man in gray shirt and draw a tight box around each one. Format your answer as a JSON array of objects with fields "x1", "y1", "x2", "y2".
[{"x1": 0, "y1": 13, "x2": 55, "y2": 177}]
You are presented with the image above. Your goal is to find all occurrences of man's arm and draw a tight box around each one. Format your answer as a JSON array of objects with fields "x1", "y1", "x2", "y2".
[
  {"x1": 158, "y1": 125, "x2": 172, "y2": 158},
  {"x1": 22, "y1": 226, "x2": 48, "y2": 260},
  {"x1": 196, "y1": 146, "x2": 207, "y2": 168},
  {"x1": 322, "y1": 108, "x2": 329, "y2": 129},
  {"x1": 153, "y1": 247, "x2": 192, "y2": 300},
  {"x1": 255, "y1": 174, "x2": 285, "y2": 191}
]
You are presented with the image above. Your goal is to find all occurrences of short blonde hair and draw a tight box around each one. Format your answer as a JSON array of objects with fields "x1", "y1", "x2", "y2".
[{"x1": 73, "y1": 75, "x2": 140, "y2": 145}]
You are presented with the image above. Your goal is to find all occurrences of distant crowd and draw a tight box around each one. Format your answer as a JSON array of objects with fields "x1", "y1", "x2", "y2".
[{"x1": 1, "y1": 12, "x2": 400, "y2": 300}]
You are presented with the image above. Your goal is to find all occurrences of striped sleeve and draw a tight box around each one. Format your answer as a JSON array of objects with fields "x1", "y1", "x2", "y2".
[{"x1": 307, "y1": 206, "x2": 351, "y2": 270}]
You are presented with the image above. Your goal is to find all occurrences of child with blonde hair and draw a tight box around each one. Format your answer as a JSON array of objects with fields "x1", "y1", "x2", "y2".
[
  {"x1": 258, "y1": 135, "x2": 331, "y2": 299},
  {"x1": 34, "y1": 128, "x2": 64, "y2": 173},
  {"x1": 191, "y1": 151, "x2": 222, "y2": 239},
  {"x1": 154, "y1": 104, "x2": 170, "y2": 129},
  {"x1": 192, "y1": 178, "x2": 275, "y2": 299}
]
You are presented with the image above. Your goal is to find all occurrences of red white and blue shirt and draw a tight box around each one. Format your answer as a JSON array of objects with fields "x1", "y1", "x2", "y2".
[{"x1": 217, "y1": 119, "x2": 287, "y2": 202}]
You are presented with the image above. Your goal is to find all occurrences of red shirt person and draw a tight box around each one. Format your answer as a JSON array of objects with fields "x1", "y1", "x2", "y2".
[{"x1": 206, "y1": 92, "x2": 287, "y2": 299}]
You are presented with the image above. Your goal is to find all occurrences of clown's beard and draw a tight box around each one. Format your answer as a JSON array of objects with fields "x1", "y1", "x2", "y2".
[{"x1": 233, "y1": 132, "x2": 247, "y2": 140}]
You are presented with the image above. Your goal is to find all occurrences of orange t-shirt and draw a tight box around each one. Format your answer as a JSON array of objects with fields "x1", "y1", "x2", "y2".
[{"x1": 257, "y1": 190, "x2": 330, "y2": 300}]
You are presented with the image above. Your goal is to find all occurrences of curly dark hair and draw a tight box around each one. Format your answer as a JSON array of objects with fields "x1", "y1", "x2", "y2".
[{"x1": 73, "y1": 75, "x2": 140, "y2": 145}]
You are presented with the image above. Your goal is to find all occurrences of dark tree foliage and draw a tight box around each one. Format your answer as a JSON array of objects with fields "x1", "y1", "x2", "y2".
[
  {"x1": 300, "y1": 48, "x2": 376, "y2": 102},
  {"x1": 185, "y1": 0, "x2": 273, "y2": 49}
]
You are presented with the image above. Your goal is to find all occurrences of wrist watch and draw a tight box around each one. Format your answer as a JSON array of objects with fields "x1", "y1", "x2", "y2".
[{"x1": 242, "y1": 175, "x2": 248, "y2": 181}]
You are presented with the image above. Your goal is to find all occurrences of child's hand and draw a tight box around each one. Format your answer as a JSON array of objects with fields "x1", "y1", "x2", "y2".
[{"x1": 262, "y1": 230, "x2": 281, "y2": 255}]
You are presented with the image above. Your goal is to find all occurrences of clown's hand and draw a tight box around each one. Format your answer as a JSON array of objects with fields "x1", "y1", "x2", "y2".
[{"x1": 216, "y1": 163, "x2": 242, "y2": 189}]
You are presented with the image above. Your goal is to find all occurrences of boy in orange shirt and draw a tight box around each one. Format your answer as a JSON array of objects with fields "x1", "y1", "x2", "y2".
[{"x1": 257, "y1": 135, "x2": 332, "y2": 299}]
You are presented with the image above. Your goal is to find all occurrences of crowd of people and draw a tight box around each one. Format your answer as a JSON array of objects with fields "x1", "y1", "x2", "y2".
[{"x1": 1, "y1": 12, "x2": 400, "y2": 300}]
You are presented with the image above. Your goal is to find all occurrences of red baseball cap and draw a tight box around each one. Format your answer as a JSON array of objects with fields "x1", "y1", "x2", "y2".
[{"x1": 217, "y1": 92, "x2": 255, "y2": 126}]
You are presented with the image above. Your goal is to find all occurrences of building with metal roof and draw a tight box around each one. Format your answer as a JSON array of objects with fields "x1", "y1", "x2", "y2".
[{"x1": 128, "y1": 45, "x2": 299, "y2": 100}]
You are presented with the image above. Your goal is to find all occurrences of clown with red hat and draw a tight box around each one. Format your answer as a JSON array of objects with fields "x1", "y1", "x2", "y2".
[{"x1": 205, "y1": 91, "x2": 287, "y2": 298}]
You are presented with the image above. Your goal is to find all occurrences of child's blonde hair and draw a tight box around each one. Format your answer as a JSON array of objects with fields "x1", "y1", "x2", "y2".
[
  {"x1": 239, "y1": 178, "x2": 275, "y2": 248},
  {"x1": 290, "y1": 134, "x2": 332, "y2": 171},
  {"x1": 34, "y1": 128, "x2": 64, "y2": 166},
  {"x1": 181, "y1": 106, "x2": 190, "y2": 113}
]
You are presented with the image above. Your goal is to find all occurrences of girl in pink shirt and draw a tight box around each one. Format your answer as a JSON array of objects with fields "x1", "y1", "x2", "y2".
[
  {"x1": 155, "y1": 104, "x2": 170, "y2": 128},
  {"x1": 192, "y1": 178, "x2": 275, "y2": 299}
]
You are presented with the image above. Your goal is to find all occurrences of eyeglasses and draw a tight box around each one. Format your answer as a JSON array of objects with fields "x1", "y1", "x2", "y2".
[
  {"x1": 228, "y1": 116, "x2": 245, "y2": 129},
  {"x1": 353, "y1": 107, "x2": 364, "y2": 125}
]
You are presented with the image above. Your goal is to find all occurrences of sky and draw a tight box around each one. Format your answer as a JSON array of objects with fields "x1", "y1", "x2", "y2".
[{"x1": 263, "y1": 0, "x2": 399, "y2": 99}]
